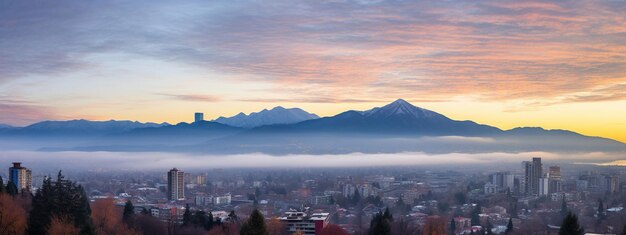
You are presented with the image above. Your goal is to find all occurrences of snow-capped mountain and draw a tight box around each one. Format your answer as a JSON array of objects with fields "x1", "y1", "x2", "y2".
[
  {"x1": 214, "y1": 106, "x2": 319, "y2": 128},
  {"x1": 252, "y1": 99, "x2": 500, "y2": 136}
]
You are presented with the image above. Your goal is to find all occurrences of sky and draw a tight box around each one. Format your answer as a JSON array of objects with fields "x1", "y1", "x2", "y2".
[{"x1": 1, "y1": 0, "x2": 625, "y2": 142}]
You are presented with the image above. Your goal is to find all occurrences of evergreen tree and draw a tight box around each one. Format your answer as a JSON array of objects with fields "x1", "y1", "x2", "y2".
[
  {"x1": 368, "y1": 211, "x2": 391, "y2": 235},
  {"x1": 123, "y1": 200, "x2": 135, "y2": 222},
  {"x1": 449, "y1": 218, "x2": 456, "y2": 234},
  {"x1": 27, "y1": 172, "x2": 94, "y2": 235},
  {"x1": 559, "y1": 212, "x2": 584, "y2": 235},
  {"x1": 182, "y1": 204, "x2": 192, "y2": 226},
  {"x1": 471, "y1": 203, "x2": 481, "y2": 226},
  {"x1": 192, "y1": 210, "x2": 208, "y2": 229},
  {"x1": 207, "y1": 211, "x2": 215, "y2": 230},
  {"x1": 383, "y1": 207, "x2": 393, "y2": 221},
  {"x1": 621, "y1": 224, "x2": 626, "y2": 235},
  {"x1": 597, "y1": 199, "x2": 605, "y2": 220},
  {"x1": 141, "y1": 207, "x2": 150, "y2": 215},
  {"x1": 6, "y1": 181, "x2": 18, "y2": 196},
  {"x1": 505, "y1": 218, "x2": 513, "y2": 234},
  {"x1": 352, "y1": 188, "x2": 361, "y2": 205},
  {"x1": 0, "y1": 176, "x2": 5, "y2": 194},
  {"x1": 228, "y1": 210, "x2": 239, "y2": 222},
  {"x1": 560, "y1": 197, "x2": 568, "y2": 217},
  {"x1": 240, "y1": 209, "x2": 268, "y2": 235}
]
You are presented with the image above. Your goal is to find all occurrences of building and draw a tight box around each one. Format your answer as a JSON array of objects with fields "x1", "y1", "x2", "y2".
[
  {"x1": 489, "y1": 172, "x2": 514, "y2": 191},
  {"x1": 213, "y1": 194, "x2": 232, "y2": 205},
  {"x1": 484, "y1": 183, "x2": 498, "y2": 194},
  {"x1": 194, "y1": 112, "x2": 204, "y2": 123},
  {"x1": 167, "y1": 168, "x2": 185, "y2": 201},
  {"x1": 539, "y1": 177, "x2": 549, "y2": 195},
  {"x1": 606, "y1": 175, "x2": 619, "y2": 193},
  {"x1": 9, "y1": 162, "x2": 32, "y2": 191},
  {"x1": 523, "y1": 157, "x2": 542, "y2": 195},
  {"x1": 279, "y1": 211, "x2": 330, "y2": 235},
  {"x1": 548, "y1": 166, "x2": 562, "y2": 193}
]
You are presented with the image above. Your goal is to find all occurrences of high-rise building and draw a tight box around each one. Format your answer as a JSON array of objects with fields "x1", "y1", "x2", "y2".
[
  {"x1": 523, "y1": 157, "x2": 542, "y2": 195},
  {"x1": 194, "y1": 113, "x2": 204, "y2": 123},
  {"x1": 606, "y1": 175, "x2": 619, "y2": 193},
  {"x1": 9, "y1": 162, "x2": 32, "y2": 191},
  {"x1": 167, "y1": 168, "x2": 185, "y2": 201},
  {"x1": 548, "y1": 166, "x2": 562, "y2": 193},
  {"x1": 489, "y1": 172, "x2": 515, "y2": 191},
  {"x1": 539, "y1": 177, "x2": 549, "y2": 195}
]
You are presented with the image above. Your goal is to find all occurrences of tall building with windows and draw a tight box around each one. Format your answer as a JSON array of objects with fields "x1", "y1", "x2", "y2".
[
  {"x1": 523, "y1": 157, "x2": 542, "y2": 195},
  {"x1": 194, "y1": 112, "x2": 204, "y2": 123},
  {"x1": 167, "y1": 168, "x2": 185, "y2": 201},
  {"x1": 548, "y1": 166, "x2": 562, "y2": 193},
  {"x1": 9, "y1": 162, "x2": 32, "y2": 191}
]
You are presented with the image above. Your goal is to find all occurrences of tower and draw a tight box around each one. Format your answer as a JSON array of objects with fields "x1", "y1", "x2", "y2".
[
  {"x1": 167, "y1": 168, "x2": 185, "y2": 201},
  {"x1": 194, "y1": 112, "x2": 204, "y2": 123},
  {"x1": 523, "y1": 158, "x2": 542, "y2": 195},
  {"x1": 9, "y1": 162, "x2": 32, "y2": 191}
]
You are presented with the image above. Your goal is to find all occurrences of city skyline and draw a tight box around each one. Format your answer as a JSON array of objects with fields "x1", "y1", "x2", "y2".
[{"x1": 1, "y1": 1, "x2": 625, "y2": 143}]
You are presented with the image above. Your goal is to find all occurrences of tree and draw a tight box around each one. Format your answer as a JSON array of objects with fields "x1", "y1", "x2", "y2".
[
  {"x1": 559, "y1": 212, "x2": 584, "y2": 235},
  {"x1": 182, "y1": 204, "x2": 192, "y2": 227},
  {"x1": 471, "y1": 204, "x2": 481, "y2": 226},
  {"x1": 28, "y1": 172, "x2": 94, "y2": 235},
  {"x1": 123, "y1": 200, "x2": 135, "y2": 223},
  {"x1": 240, "y1": 209, "x2": 268, "y2": 235},
  {"x1": 560, "y1": 197, "x2": 568, "y2": 217},
  {"x1": 597, "y1": 199, "x2": 605, "y2": 220},
  {"x1": 6, "y1": 181, "x2": 18, "y2": 197},
  {"x1": 368, "y1": 211, "x2": 391, "y2": 235},
  {"x1": 621, "y1": 224, "x2": 626, "y2": 235},
  {"x1": 485, "y1": 219, "x2": 494, "y2": 235},
  {"x1": 320, "y1": 224, "x2": 349, "y2": 235},
  {"x1": 505, "y1": 218, "x2": 513, "y2": 234},
  {"x1": 141, "y1": 207, "x2": 150, "y2": 215},
  {"x1": 91, "y1": 198, "x2": 120, "y2": 235},
  {"x1": 47, "y1": 216, "x2": 80, "y2": 235},
  {"x1": 454, "y1": 192, "x2": 466, "y2": 205},
  {"x1": 352, "y1": 188, "x2": 361, "y2": 205},
  {"x1": 383, "y1": 207, "x2": 393, "y2": 222},
  {"x1": 0, "y1": 194, "x2": 27, "y2": 235},
  {"x1": 449, "y1": 218, "x2": 456, "y2": 235},
  {"x1": 266, "y1": 217, "x2": 284, "y2": 235},
  {"x1": 422, "y1": 216, "x2": 446, "y2": 235},
  {"x1": 0, "y1": 176, "x2": 5, "y2": 194}
]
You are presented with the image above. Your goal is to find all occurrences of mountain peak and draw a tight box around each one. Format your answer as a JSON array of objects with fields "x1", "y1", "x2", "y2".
[
  {"x1": 214, "y1": 106, "x2": 319, "y2": 128},
  {"x1": 362, "y1": 99, "x2": 444, "y2": 120}
]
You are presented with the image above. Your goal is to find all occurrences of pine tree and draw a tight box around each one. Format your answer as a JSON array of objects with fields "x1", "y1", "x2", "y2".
[
  {"x1": 141, "y1": 207, "x2": 150, "y2": 215},
  {"x1": 559, "y1": 212, "x2": 584, "y2": 235},
  {"x1": 27, "y1": 172, "x2": 94, "y2": 235},
  {"x1": 123, "y1": 200, "x2": 135, "y2": 223},
  {"x1": 6, "y1": 181, "x2": 18, "y2": 196},
  {"x1": 383, "y1": 207, "x2": 393, "y2": 221},
  {"x1": 560, "y1": 197, "x2": 568, "y2": 217},
  {"x1": 368, "y1": 211, "x2": 391, "y2": 235},
  {"x1": 471, "y1": 203, "x2": 481, "y2": 226},
  {"x1": 182, "y1": 204, "x2": 192, "y2": 226},
  {"x1": 450, "y1": 218, "x2": 456, "y2": 234},
  {"x1": 597, "y1": 199, "x2": 605, "y2": 220},
  {"x1": 240, "y1": 209, "x2": 268, "y2": 235},
  {"x1": 621, "y1": 224, "x2": 626, "y2": 235},
  {"x1": 485, "y1": 219, "x2": 494, "y2": 235},
  {"x1": 352, "y1": 188, "x2": 361, "y2": 205},
  {"x1": 0, "y1": 176, "x2": 5, "y2": 194},
  {"x1": 207, "y1": 211, "x2": 215, "y2": 230},
  {"x1": 505, "y1": 218, "x2": 513, "y2": 234}
]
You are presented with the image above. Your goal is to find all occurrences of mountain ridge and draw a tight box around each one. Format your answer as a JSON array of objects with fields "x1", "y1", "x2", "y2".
[{"x1": 214, "y1": 106, "x2": 319, "y2": 128}]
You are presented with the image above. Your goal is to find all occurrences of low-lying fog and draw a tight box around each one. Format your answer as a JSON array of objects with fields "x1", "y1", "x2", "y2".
[{"x1": 0, "y1": 150, "x2": 623, "y2": 172}]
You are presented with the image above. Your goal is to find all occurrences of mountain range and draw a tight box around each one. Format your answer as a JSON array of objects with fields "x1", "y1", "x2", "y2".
[
  {"x1": 1, "y1": 99, "x2": 624, "y2": 155},
  {"x1": 214, "y1": 106, "x2": 319, "y2": 128}
]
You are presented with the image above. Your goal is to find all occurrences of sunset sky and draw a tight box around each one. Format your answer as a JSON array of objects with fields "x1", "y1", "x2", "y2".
[{"x1": 1, "y1": 1, "x2": 625, "y2": 142}]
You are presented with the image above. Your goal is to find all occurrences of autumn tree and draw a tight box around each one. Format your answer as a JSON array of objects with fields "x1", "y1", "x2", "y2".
[
  {"x1": 91, "y1": 198, "x2": 120, "y2": 235},
  {"x1": 0, "y1": 194, "x2": 27, "y2": 235},
  {"x1": 47, "y1": 216, "x2": 80, "y2": 235},
  {"x1": 266, "y1": 217, "x2": 285, "y2": 235},
  {"x1": 422, "y1": 216, "x2": 446, "y2": 235},
  {"x1": 320, "y1": 224, "x2": 349, "y2": 235}
]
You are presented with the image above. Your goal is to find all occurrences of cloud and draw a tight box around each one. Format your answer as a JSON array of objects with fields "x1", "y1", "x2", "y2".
[
  {"x1": 0, "y1": 99, "x2": 58, "y2": 125},
  {"x1": 0, "y1": 0, "x2": 625, "y2": 103},
  {"x1": 157, "y1": 93, "x2": 221, "y2": 102}
]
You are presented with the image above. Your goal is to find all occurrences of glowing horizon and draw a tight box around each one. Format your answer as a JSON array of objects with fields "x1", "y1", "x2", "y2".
[{"x1": 1, "y1": 1, "x2": 625, "y2": 143}]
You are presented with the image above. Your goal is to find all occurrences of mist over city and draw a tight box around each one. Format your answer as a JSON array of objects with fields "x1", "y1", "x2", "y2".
[{"x1": 1, "y1": 1, "x2": 626, "y2": 235}]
